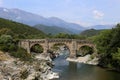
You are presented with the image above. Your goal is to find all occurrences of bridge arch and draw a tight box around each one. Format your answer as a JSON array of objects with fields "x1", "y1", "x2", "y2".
[
  {"x1": 49, "y1": 42, "x2": 72, "y2": 56},
  {"x1": 49, "y1": 42, "x2": 71, "y2": 56},
  {"x1": 77, "y1": 44, "x2": 97, "y2": 57},
  {"x1": 19, "y1": 39, "x2": 97, "y2": 58},
  {"x1": 77, "y1": 46, "x2": 93, "y2": 56},
  {"x1": 30, "y1": 44, "x2": 44, "y2": 54}
]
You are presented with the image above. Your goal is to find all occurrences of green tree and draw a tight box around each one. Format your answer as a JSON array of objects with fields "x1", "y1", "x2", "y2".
[
  {"x1": 93, "y1": 24, "x2": 120, "y2": 70},
  {"x1": 0, "y1": 35, "x2": 13, "y2": 44},
  {"x1": 0, "y1": 35, "x2": 18, "y2": 52},
  {"x1": 31, "y1": 44, "x2": 43, "y2": 53},
  {"x1": 77, "y1": 46, "x2": 93, "y2": 56}
]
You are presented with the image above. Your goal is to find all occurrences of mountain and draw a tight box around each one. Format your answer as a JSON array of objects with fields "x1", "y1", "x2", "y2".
[
  {"x1": 46, "y1": 17, "x2": 86, "y2": 33},
  {"x1": 34, "y1": 24, "x2": 73, "y2": 35},
  {"x1": 0, "y1": 7, "x2": 86, "y2": 34},
  {"x1": 0, "y1": 18, "x2": 46, "y2": 39},
  {"x1": 80, "y1": 29, "x2": 104, "y2": 37},
  {"x1": 90, "y1": 25, "x2": 114, "y2": 30}
]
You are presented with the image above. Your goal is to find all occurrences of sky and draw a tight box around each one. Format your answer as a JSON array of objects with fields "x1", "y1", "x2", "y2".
[{"x1": 0, "y1": 0, "x2": 120, "y2": 26}]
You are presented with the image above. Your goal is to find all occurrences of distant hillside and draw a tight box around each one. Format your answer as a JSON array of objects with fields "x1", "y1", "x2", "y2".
[
  {"x1": 90, "y1": 25, "x2": 114, "y2": 29},
  {"x1": 34, "y1": 24, "x2": 73, "y2": 35},
  {"x1": 80, "y1": 29, "x2": 104, "y2": 37},
  {"x1": 0, "y1": 18, "x2": 46, "y2": 39},
  {"x1": 0, "y1": 7, "x2": 86, "y2": 33}
]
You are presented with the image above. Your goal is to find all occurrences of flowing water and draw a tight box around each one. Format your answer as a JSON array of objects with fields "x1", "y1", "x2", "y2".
[{"x1": 52, "y1": 55, "x2": 120, "y2": 80}]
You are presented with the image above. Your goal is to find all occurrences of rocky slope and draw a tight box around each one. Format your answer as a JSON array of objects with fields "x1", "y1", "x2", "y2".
[
  {"x1": 66, "y1": 54, "x2": 99, "y2": 65},
  {"x1": 0, "y1": 52, "x2": 58, "y2": 80}
]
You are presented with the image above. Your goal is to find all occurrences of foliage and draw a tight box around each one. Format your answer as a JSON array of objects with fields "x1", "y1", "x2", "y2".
[
  {"x1": 93, "y1": 24, "x2": 120, "y2": 71},
  {"x1": 0, "y1": 34, "x2": 32, "y2": 61},
  {"x1": 112, "y1": 48, "x2": 120, "y2": 61},
  {"x1": 53, "y1": 33, "x2": 86, "y2": 39},
  {"x1": 0, "y1": 35, "x2": 17, "y2": 52},
  {"x1": 77, "y1": 46, "x2": 93, "y2": 56},
  {"x1": 0, "y1": 28, "x2": 13, "y2": 36},
  {"x1": 112, "y1": 48, "x2": 120, "y2": 68},
  {"x1": 34, "y1": 24, "x2": 72, "y2": 35},
  {"x1": 93, "y1": 30, "x2": 113, "y2": 54},
  {"x1": 10, "y1": 47, "x2": 33, "y2": 61},
  {"x1": 31, "y1": 44, "x2": 43, "y2": 53},
  {"x1": 0, "y1": 18, "x2": 46, "y2": 39},
  {"x1": 0, "y1": 18, "x2": 47, "y2": 61},
  {"x1": 80, "y1": 29, "x2": 103, "y2": 37}
]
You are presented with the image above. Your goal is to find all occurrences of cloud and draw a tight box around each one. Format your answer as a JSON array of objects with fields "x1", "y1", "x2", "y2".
[{"x1": 93, "y1": 10, "x2": 104, "y2": 19}]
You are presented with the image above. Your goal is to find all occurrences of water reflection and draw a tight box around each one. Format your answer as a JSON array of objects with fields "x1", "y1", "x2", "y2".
[
  {"x1": 52, "y1": 55, "x2": 120, "y2": 80},
  {"x1": 67, "y1": 62, "x2": 78, "y2": 80}
]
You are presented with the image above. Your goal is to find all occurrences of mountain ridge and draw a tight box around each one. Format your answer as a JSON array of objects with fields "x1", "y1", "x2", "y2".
[
  {"x1": 0, "y1": 18, "x2": 46, "y2": 39},
  {"x1": 0, "y1": 7, "x2": 86, "y2": 33},
  {"x1": 89, "y1": 25, "x2": 114, "y2": 30},
  {"x1": 80, "y1": 29, "x2": 104, "y2": 37},
  {"x1": 34, "y1": 24, "x2": 73, "y2": 35},
  {"x1": 0, "y1": 7, "x2": 115, "y2": 34}
]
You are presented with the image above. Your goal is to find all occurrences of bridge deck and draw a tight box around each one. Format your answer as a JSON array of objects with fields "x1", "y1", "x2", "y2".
[{"x1": 20, "y1": 39, "x2": 92, "y2": 43}]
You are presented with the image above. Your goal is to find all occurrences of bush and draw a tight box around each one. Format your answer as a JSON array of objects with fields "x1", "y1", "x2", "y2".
[
  {"x1": 10, "y1": 48, "x2": 33, "y2": 61},
  {"x1": 0, "y1": 35, "x2": 16, "y2": 52},
  {"x1": 0, "y1": 45, "x2": 9, "y2": 52},
  {"x1": 31, "y1": 44, "x2": 43, "y2": 53}
]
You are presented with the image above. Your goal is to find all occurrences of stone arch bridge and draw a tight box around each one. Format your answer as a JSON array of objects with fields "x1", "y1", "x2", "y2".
[{"x1": 19, "y1": 39, "x2": 97, "y2": 58}]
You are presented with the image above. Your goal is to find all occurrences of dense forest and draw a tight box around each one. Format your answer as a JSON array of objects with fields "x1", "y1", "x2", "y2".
[
  {"x1": 0, "y1": 18, "x2": 46, "y2": 39},
  {"x1": 92, "y1": 24, "x2": 120, "y2": 71}
]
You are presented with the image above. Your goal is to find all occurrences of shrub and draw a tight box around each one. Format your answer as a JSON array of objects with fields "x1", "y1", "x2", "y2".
[{"x1": 10, "y1": 47, "x2": 33, "y2": 61}]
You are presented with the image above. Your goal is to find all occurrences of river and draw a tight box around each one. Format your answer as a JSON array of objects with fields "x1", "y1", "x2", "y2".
[{"x1": 52, "y1": 55, "x2": 120, "y2": 80}]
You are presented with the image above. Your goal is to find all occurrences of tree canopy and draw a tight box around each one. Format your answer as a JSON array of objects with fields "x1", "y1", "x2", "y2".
[{"x1": 93, "y1": 24, "x2": 120, "y2": 70}]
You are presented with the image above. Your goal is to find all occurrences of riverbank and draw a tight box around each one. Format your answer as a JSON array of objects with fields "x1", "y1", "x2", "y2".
[
  {"x1": 0, "y1": 51, "x2": 59, "y2": 80},
  {"x1": 66, "y1": 54, "x2": 99, "y2": 65}
]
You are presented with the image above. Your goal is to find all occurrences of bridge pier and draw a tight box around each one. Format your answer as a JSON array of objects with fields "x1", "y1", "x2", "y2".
[
  {"x1": 69, "y1": 50, "x2": 77, "y2": 58},
  {"x1": 43, "y1": 39, "x2": 49, "y2": 53},
  {"x1": 26, "y1": 41, "x2": 30, "y2": 54},
  {"x1": 69, "y1": 40, "x2": 77, "y2": 58},
  {"x1": 19, "y1": 40, "x2": 31, "y2": 54}
]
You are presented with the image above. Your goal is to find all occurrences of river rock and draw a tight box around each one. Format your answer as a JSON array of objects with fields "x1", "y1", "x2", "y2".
[{"x1": 0, "y1": 52, "x2": 57, "y2": 80}]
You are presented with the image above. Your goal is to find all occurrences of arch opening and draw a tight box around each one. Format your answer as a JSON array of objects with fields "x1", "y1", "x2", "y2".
[
  {"x1": 49, "y1": 43, "x2": 70, "y2": 58},
  {"x1": 30, "y1": 44, "x2": 43, "y2": 54},
  {"x1": 77, "y1": 45, "x2": 94, "y2": 57}
]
